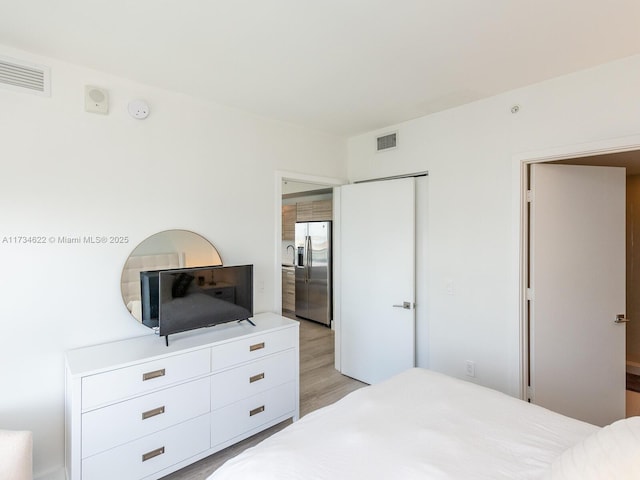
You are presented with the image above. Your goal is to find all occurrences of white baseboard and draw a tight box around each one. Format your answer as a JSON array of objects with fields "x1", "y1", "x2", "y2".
[{"x1": 35, "y1": 466, "x2": 66, "y2": 480}]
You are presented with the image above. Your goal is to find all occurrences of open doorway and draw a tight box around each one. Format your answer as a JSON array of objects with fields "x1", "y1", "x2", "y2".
[
  {"x1": 273, "y1": 172, "x2": 344, "y2": 322},
  {"x1": 550, "y1": 150, "x2": 640, "y2": 417},
  {"x1": 521, "y1": 148, "x2": 640, "y2": 423},
  {"x1": 281, "y1": 181, "x2": 333, "y2": 322}
]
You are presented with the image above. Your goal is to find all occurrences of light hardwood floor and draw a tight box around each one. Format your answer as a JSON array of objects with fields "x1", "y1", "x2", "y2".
[{"x1": 161, "y1": 317, "x2": 365, "y2": 480}]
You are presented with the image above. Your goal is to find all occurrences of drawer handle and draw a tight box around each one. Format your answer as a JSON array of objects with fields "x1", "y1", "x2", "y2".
[
  {"x1": 249, "y1": 373, "x2": 265, "y2": 383},
  {"x1": 142, "y1": 406, "x2": 165, "y2": 420},
  {"x1": 142, "y1": 446, "x2": 165, "y2": 462},
  {"x1": 142, "y1": 368, "x2": 166, "y2": 381},
  {"x1": 249, "y1": 342, "x2": 265, "y2": 352},
  {"x1": 249, "y1": 405, "x2": 265, "y2": 417}
]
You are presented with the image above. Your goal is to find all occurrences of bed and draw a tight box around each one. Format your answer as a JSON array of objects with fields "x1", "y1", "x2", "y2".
[{"x1": 209, "y1": 368, "x2": 640, "y2": 480}]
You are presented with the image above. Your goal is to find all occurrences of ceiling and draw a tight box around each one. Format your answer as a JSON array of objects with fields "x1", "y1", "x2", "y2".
[
  {"x1": 0, "y1": 0, "x2": 639, "y2": 136},
  {"x1": 283, "y1": 181, "x2": 331, "y2": 196},
  {"x1": 554, "y1": 150, "x2": 640, "y2": 176}
]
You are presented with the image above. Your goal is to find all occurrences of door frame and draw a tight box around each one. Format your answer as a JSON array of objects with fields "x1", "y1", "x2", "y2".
[
  {"x1": 274, "y1": 171, "x2": 345, "y2": 319},
  {"x1": 514, "y1": 134, "x2": 640, "y2": 400}
]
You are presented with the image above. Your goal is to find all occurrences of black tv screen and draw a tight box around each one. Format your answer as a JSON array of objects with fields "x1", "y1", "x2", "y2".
[{"x1": 141, "y1": 264, "x2": 253, "y2": 340}]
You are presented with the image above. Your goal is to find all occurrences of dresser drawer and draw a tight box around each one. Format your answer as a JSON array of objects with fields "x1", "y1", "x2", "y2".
[
  {"x1": 82, "y1": 377, "x2": 210, "y2": 458},
  {"x1": 211, "y1": 349, "x2": 296, "y2": 410},
  {"x1": 81, "y1": 414, "x2": 209, "y2": 480},
  {"x1": 65, "y1": 314, "x2": 299, "y2": 480},
  {"x1": 211, "y1": 382, "x2": 296, "y2": 447},
  {"x1": 211, "y1": 327, "x2": 296, "y2": 372},
  {"x1": 82, "y1": 348, "x2": 210, "y2": 411}
]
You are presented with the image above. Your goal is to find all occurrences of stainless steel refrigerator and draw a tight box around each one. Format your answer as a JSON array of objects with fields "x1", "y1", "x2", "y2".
[{"x1": 295, "y1": 221, "x2": 332, "y2": 326}]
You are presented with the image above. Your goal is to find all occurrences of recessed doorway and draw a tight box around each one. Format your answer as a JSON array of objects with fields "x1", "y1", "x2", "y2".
[
  {"x1": 520, "y1": 147, "x2": 640, "y2": 424},
  {"x1": 281, "y1": 181, "x2": 333, "y2": 320},
  {"x1": 273, "y1": 171, "x2": 344, "y2": 320}
]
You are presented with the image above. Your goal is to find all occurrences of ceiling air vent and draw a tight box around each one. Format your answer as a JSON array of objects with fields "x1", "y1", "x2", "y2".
[
  {"x1": 376, "y1": 131, "x2": 398, "y2": 152},
  {"x1": 0, "y1": 56, "x2": 50, "y2": 96}
]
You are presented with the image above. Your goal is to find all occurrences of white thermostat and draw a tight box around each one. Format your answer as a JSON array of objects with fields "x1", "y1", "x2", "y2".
[
  {"x1": 85, "y1": 86, "x2": 109, "y2": 114},
  {"x1": 128, "y1": 100, "x2": 150, "y2": 119}
]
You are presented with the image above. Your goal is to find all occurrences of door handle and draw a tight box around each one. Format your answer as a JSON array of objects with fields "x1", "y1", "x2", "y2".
[
  {"x1": 305, "y1": 236, "x2": 311, "y2": 283},
  {"x1": 393, "y1": 301, "x2": 413, "y2": 310},
  {"x1": 615, "y1": 314, "x2": 630, "y2": 324}
]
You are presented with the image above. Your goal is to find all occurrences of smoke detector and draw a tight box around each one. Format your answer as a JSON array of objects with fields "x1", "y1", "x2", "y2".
[{"x1": 128, "y1": 100, "x2": 150, "y2": 119}]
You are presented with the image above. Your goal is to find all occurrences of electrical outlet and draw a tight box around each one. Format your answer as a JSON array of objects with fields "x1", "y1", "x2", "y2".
[
  {"x1": 446, "y1": 279, "x2": 454, "y2": 295},
  {"x1": 465, "y1": 360, "x2": 476, "y2": 377}
]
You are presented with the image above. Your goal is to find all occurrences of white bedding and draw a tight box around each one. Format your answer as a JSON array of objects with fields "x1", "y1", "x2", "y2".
[
  {"x1": 548, "y1": 415, "x2": 640, "y2": 479},
  {"x1": 209, "y1": 368, "x2": 599, "y2": 480}
]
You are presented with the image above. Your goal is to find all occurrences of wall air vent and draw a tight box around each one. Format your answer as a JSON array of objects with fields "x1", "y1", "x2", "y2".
[
  {"x1": 376, "y1": 131, "x2": 398, "y2": 152},
  {"x1": 0, "y1": 56, "x2": 50, "y2": 96}
]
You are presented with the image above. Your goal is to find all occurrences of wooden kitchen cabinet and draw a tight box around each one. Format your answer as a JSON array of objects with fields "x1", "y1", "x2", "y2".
[
  {"x1": 296, "y1": 200, "x2": 332, "y2": 222},
  {"x1": 282, "y1": 266, "x2": 295, "y2": 312},
  {"x1": 282, "y1": 205, "x2": 296, "y2": 241}
]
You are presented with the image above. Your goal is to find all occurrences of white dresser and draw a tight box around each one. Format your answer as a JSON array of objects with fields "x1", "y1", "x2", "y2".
[{"x1": 65, "y1": 313, "x2": 299, "y2": 480}]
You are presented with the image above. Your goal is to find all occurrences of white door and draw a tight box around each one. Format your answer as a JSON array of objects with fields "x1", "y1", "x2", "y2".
[
  {"x1": 530, "y1": 163, "x2": 626, "y2": 426},
  {"x1": 340, "y1": 178, "x2": 415, "y2": 384}
]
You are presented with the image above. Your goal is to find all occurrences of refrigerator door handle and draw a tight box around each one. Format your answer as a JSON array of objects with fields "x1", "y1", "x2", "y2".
[{"x1": 305, "y1": 235, "x2": 311, "y2": 282}]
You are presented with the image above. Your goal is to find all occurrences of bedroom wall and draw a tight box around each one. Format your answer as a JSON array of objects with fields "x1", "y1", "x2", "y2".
[
  {"x1": 347, "y1": 54, "x2": 640, "y2": 396},
  {"x1": 0, "y1": 44, "x2": 346, "y2": 479}
]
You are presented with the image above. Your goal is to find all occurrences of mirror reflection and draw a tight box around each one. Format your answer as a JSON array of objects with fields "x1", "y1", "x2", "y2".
[{"x1": 121, "y1": 229, "x2": 223, "y2": 323}]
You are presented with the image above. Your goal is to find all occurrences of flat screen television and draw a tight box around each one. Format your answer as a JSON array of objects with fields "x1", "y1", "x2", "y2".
[
  {"x1": 140, "y1": 270, "x2": 160, "y2": 327},
  {"x1": 140, "y1": 264, "x2": 254, "y2": 344}
]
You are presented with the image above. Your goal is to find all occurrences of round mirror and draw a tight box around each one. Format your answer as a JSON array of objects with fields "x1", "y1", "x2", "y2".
[{"x1": 121, "y1": 230, "x2": 223, "y2": 323}]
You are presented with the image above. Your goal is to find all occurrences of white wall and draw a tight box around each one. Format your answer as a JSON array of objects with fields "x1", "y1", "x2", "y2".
[
  {"x1": 0, "y1": 45, "x2": 346, "y2": 479},
  {"x1": 347, "y1": 54, "x2": 640, "y2": 396}
]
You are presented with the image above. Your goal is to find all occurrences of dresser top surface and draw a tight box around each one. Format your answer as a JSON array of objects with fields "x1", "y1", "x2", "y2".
[{"x1": 66, "y1": 313, "x2": 298, "y2": 377}]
